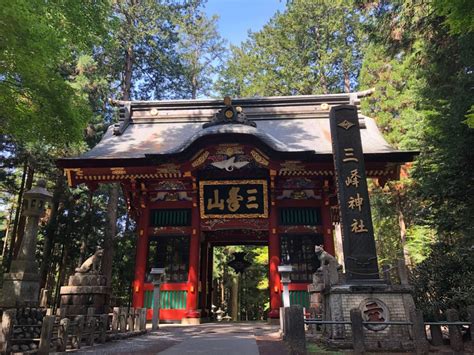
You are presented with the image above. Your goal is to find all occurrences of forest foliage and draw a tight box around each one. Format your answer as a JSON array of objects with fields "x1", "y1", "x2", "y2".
[{"x1": 0, "y1": 0, "x2": 473, "y2": 318}]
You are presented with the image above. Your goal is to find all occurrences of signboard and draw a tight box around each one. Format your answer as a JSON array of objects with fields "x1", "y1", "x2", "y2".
[
  {"x1": 329, "y1": 105, "x2": 380, "y2": 280},
  {"x1": 199, "y1": 180, "x2": 268, "y2": 219}
]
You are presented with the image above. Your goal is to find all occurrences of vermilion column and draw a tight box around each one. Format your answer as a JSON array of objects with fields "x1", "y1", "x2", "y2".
[
  {"x1": 185, "y1": 179, "x2": 200, "y2": 319},
  {"x1": 268, "y1": 176, "x2": 282, "y2": 319},
  {"x1": 321, "y1": 193, "x2": 335, "y2": 256},
  {"x1": 200, "y1": 241, "x2": 210, "y2": 317},
  {"x1": 132, "y1": 207, "x2": 150, "y2": 308}
]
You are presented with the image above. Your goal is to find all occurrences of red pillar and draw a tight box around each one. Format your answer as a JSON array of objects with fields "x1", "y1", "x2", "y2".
[
  {"x1": 132, "y1": 207, "x2": 150, "y2": 308},
  {"x1": 321, "y1": 192, "x2": 335, "y2": 256},
  {"x1": 200, "y1": 241, "x2": 209, "y2": 317},
  {"x1": 185, "y1": 179, "x2": 200, "y2": 319},
  {"x1": 268, "y1": 174, "x2": 282, "y2": 319}
]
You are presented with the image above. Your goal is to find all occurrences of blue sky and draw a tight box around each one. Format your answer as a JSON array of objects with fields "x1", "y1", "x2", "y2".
[{"x1": 204, "y1": 0, "x2": 286, "y2": 45}]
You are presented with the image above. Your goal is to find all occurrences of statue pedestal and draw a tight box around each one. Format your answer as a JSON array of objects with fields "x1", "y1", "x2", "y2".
[
  {"x1": 307, "y1": 264, "x2": 417, "y2": 352},
  {"x1": 1, "y1": 260, "x2": 40, "y2": 308},
  {"x1": 60, "y1": 273, "x2": 110, "y2": 315},
  {"x1": 322, "y1": 283, "x2": 416, "y2": 351}
]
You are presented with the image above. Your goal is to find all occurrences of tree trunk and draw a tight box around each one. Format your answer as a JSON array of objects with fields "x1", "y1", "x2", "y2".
[
  {"x1": 122, "y1": 45, "x2": 134, "y2": 101},
  {"x1": 344, "y1": 70, "x2": 351, "y2": 93},
  {"x1": 54, "y1": 244, "x2": 69, "y2": 308},
  {"x1": 14, "y1": 163, "x2": 35, "y2": 258},
  {"x1": 39, "y1": 174, "x2": 64, "y2": 289},
  {"x1": 102, "y1": 184, "x2": 120, "y2": 286},
  {"x1": 191, "y1": 75, "x2": 197, "y2": 100},
  {"x1": 102, "y1": 22, "x2": 133, "y2": 286},
  {"x1": 319, "y1": 73, "x2": 329, "y2": 94},
  {"x1": 397, "y1": 190, "x2": 411, "y2": 266},
  {"x1": 1, "y1": 204, "x2": 15, "y2": 259},
  {"x1": 5, "y1": 160, "x2": 28, "y2": 271}
]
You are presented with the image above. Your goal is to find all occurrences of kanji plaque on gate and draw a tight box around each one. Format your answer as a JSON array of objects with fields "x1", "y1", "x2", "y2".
[{"x1": 199, "y1": 180, "x2": 268, "y2": 219}]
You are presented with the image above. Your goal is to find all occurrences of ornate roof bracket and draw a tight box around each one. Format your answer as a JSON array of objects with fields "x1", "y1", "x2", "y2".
[
  {"x1": 203, "y1": 96, "x2": 256, "y2": 129},
  {"x1": 113, "y1": 101, "x2": 132, "y2": 135}
]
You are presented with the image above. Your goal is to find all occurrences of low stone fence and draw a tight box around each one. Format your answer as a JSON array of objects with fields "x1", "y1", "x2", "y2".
[
  {"x1": 1, "y1": 306, "x2": 147, "y2": 354},
  {"x1": 281, "y1": 305, "x2": 474, "y2": 354}
]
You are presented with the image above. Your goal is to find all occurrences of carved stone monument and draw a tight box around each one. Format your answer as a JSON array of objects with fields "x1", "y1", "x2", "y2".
[
  {"x1": 60, "y1": 248, "x2": 110, "y2": 316},
  {"x1": 307, "y1": 105, "x2": 418, "y2": 351},
  {"x1": 1, "y1": 180, "x2": 52, "y2": 308}
]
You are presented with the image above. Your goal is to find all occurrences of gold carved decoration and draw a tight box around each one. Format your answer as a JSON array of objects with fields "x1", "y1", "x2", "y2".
[
  {"x1": 338, "y1": 119, "x2": 355, "y2": 130},
  {"x1": 250, "y1": 149, "x2": 269, "y2": 167},
  {"x1": 156, "y1": 163, "x2": 180, "y2": 174},
  {"x1": 199, "y1": 179, "x2": 268, "y2": 219},
  {"x1": 279, "y1": 161, "x2": 304, "y2": 175},
  {"x1": 191, "y1": 150, "x2": 210, "y2": 168},
  {"x1": 110, "y1": 167, "x2": 126, "y2": 175},
  {"x1": 215, "y1": 144, "x2": 244, "y2": 156},
  {"x1": 64, "y1": 168, "x2": 84, "y2": 186}
]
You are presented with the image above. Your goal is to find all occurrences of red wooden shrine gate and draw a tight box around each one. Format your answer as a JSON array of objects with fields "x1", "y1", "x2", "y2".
[{"x1": 58, "y1": 93, "x2": 416, "y2": 323}]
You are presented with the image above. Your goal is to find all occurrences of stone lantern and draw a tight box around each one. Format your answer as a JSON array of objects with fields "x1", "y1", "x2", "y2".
[{"x1": 2, "y1": 180, "x2": 52, "y2": 308}]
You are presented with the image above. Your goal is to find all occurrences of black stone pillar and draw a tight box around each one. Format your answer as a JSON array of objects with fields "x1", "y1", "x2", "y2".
[{"x1": 329, "y1": 105, "x2": 379, "y2": 281}]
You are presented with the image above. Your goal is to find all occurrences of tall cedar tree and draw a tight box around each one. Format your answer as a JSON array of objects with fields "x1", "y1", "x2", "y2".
[{"x1": 216, "y1": 0, "x2": 364, "y2": 97}]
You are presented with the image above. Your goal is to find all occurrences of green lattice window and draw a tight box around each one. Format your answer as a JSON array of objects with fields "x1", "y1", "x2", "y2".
[
  {"x1": 144, "y1": 290, "x2": 187, "y2": 309},
  {"x1": 282, "y1": 291, "x2": 310, "y2": 308},
  {"x1": 150, "y1": 209, "x2": 191, "y2": 227},
  {"x1": 278, "y1": 208, "x2": 321, "y2": 226}
]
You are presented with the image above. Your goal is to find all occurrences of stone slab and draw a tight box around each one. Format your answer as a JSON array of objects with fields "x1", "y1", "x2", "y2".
[
  {"x1": 181, "y1": 317, "x2": 200, "y2": 325},
  {"x1": 60, "y1": 286, "x2": 110, "y2": 295},
  {"x1": 1, "y1": 278, "x2": 40, "y2": 308}
]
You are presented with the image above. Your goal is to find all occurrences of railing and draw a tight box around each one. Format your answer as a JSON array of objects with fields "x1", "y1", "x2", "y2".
[
  {"x1": 303, "y1": 308, "x2": 473, "y2": 353},
  {"x1": 280, "y1": 305, "x2": 474, "y2": 354},
  {"x1": 1, "y1": 306, "x2": 148, "y2": 354}
]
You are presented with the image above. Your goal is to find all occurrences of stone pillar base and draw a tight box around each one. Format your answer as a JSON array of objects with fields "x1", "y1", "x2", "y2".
[
  {"x1": 323, "y1": 284, "x2": 416, "y2": 352},
  {"x1": 268, "y1": 317, "x2": 280, "y2": 325},
  {"x1": 1, "y1": 271, "x2": 40, "y2": 308},
  {"x1": 181, "y1": 317, "x2": 201, "y2": 325},
  {"x1": 268, "y1": 308, "x2": 280, "y2": 319}
]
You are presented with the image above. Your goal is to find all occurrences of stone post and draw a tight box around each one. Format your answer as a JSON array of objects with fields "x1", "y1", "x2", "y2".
[
  {"x1": 350, "y1": 308, "x2": 365, "y2": 354},
  {"x1": 0, "y1": 309, "x2": 16, "y2": 354},
  {"x1": 410, "y1": 309, "x2": 429, "y2": 355},
  {"x1": 57, "y1": 318, "x2": 70, "y2": 352},
  {"x1": 139, "y1": 308, "x2": 147, "y2": 330},
  {"x1": 134, "y1": 308, "x2": 141, "y2": 331},
  {"x1": 112, "y1": 306, "x2": 120, "y2": 332},
  {"x1": 39, "y1": 289, "x2": 50, "y2": 308},
  {"x1": 73, "y1": 315, "x2": 84, "y2": 349},
  {"x1": 286, "y1": 305, "x2": 306, "y2": 355},
  {"x1": 467, "y1": 305, "x2": 474, "y2": 343},
  {"x1": 429, "y1": 324, "x2": 443, "y2": 346},
  {"x1": 128, "y1": 307, "x2": 135, "y2": 331},
  {"x1": 99, "y1": 314, "x2": 108, "y2": 343},
  {"x1": 150, "y1": 267, "x2": 166, "y2": 330},
  {"x1": 446, "y1": 309, "x2": 464, "y2": 352},
  {"x1": 38, "y1": 315, "x2": 55, "y2": 354},
  {"x1": 119, "y1": 307, "x2": 128, "y2": 332},
  {"x1": 430, "y1": 312, "x2": 443, "y2": 346}
]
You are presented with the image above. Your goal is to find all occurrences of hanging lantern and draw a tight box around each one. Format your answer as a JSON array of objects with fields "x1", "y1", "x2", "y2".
[{"x1": 227, "y1": 252, "x2": 251, "y2": 274}]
